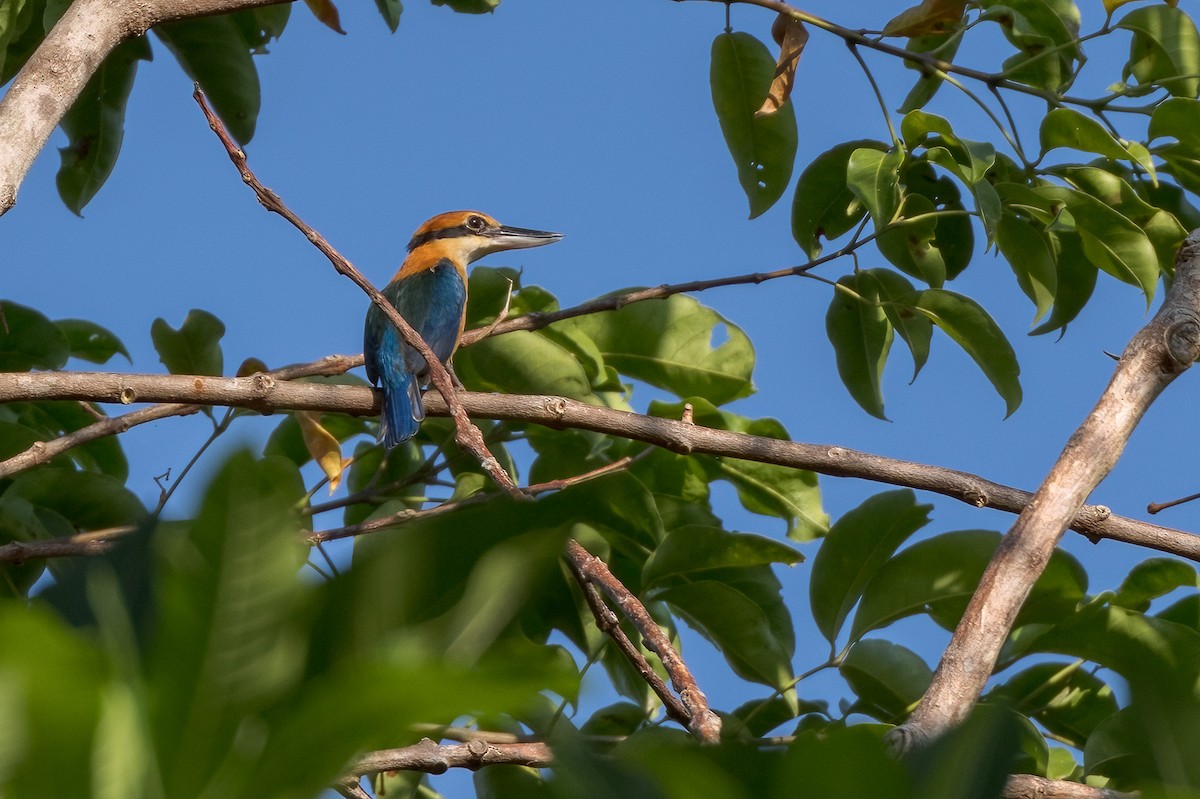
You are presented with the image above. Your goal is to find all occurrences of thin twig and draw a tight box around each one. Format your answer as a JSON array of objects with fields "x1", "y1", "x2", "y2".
[
  {"x1": 193, "y1": 86, "x2": 523, "y2": 500},
  {"x1": 566, "y1": 539, "x2": 722, "y2": 743}
]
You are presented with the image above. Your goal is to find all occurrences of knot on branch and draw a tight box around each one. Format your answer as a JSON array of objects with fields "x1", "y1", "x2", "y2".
[
  {"x1": 963, "y1": 486, "x2": 989, "y2": 507},
  {"x1": 1165, "y1": 318, "x2": 1200, "y2": 369}
]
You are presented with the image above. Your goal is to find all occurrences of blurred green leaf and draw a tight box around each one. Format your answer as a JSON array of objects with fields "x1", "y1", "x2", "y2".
[
  {"x1": 653, "y1": 569, "x2": 795, "y2": 694},
  {"x1": 990, "y1": 662, "x2": 1117, "y2": 749},
  {"x1": 847, "y1": 145, "x2": 904, "y2": 230},
  {"x1": 810, "y1": 490, "x2": 932, "y2": 645},
  {"x1": 908, "y1": 703, "x2": 1022, "y2": 799},
  {"x1": 265, "y1": 410, "x2": 369, "y2": 467},
  {"x1": 3, "y1": 468, "x2": 145, "y2": 529},
  {"x1": 826, "y1": 273, "x2": 893, "y2": 419},
  {"x1": 791, "y1": 140, "x2": 885, "y2": 258},
  {"x1": 55, "y1": 319, "x2": 130, "y2": 364},
  {"x1": 851, "y1": 530, "x2": 1085, "y2": 640},
  {"x1": 840, "y1": 639, "x2": 932, "y2": 722},
  {"x1": 913, "y1": 289, "x2": 1022, "y2": 416},
  {"x1": 710, "y1": 32, "x2": 798, "y2": 218},
  {"x1": 774, "y1": 726, "x2": 911, "y2": 798},
  {"x1": 1116, "y1": 5, "x2": 1200, "y2": 99},
  {"x1": 643, "y1": 525, "x2": 801, "y2": 587},
  {"x1": 0, "y1": 300, "x2": 69, "y2": 371},
  {"x1": 150, "y1": 309, "x2": 225, "y2": 376},
  {"x1": 557, "y1": 295, "x2": 754, "y2": 405},
  {"x1": 156, "y1": 15, "x2": 261, "y2": 144},
  {"x1": 56, "y1": 37, "x2": 150, "y2": 214},
  {"x1": 1114, "y1": 558, "x2": 1198, "y2": 612},
  {"x1": 0, "y1": 0, "x2": 43, "y2": 85}
]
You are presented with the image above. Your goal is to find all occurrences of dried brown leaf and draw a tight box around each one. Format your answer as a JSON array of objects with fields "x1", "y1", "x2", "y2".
[
  {"x1": 304, "y1": 0, "x2": 347, "y2": 34},
  {"x1": 756, "y1": 14, "x2": 809, "y2": 117},
  {"x1": 881, "y1": 0, "x2": 965, "y2": 38}
]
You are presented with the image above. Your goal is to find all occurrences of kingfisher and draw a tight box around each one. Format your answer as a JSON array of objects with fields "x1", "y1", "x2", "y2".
[{"x1": 364, "y1": 210, "x2": 562, "y2": 447}]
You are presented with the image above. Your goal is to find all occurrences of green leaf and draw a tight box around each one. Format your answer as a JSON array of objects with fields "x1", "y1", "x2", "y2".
[
  {"x1": 55, "y1": 37, "x2": 150, "y2": 214},
  {"x1": 847, "y1": 145, "x2": 904, "y2": 230},
  {"x1": 899, "y1": 29, "x2": 963, "y2": 112},
  {"x1": 901, "y1": 110, "x2": 996, "y2": 185},
  {"x1": 1149, "y1": 97, "x2": 1200, "y2": 151},
  {"x1": 840, "y1": 639, "x2": 932, "y2": 722},
  {"x1": 150, "y1": 309, "x2": 225, "y2": 376},
  {"x1": 980, "y1": 0, "x2": 1080, "y2": 91},
  {"x1": 1116, "y1": 5, "x2": 1200, "y2": 99},
  {"x1": 0, "y1": 0, "x2": 42, "y2": 86},
  {"x1": 653, "y1": 572, "x2": 795, "y2": 693},
  {"x1": 432, "y1": 0, "x2": 499, "y2": 12},
  {"x1": 826, "y1": 273, "x2": 893, "y2": 420},
  {"x1": 1036, "y1": 185, "x2": 1160, "y2": 302},
  {"x1": 1029, "y1": 229, "x2": 1097, "y2": 336},
  {"x1": 155, "y1": 15, "x2": 261, "y2": 145},
  {"x1": 150, "y1": 452, "x2": 308, "y2": 795},
  {"x1": 375, "y1": 0, "x2": 402, "y2": 31},
  {"x1": 710, "y1": 32, "x2": 798, "y2": 218},
  {"x1": 647, "y1": 399, "x2": 828, "y2": 539},
  {"x1": 1114, "y1": 558, "x2": 1198, "y2": 613},
  {"x1": 774, "y1": 727, "x2": 911, "y2": 798},
  {"x1": 913, "y1": 289, "x2": 1022, "y2": 416},
  {"x1": 990, "y1": 662, "x2": 1117, "y2": 749},
  {"x1": 877, "y1": 193, "x2": 947, "y2": 287},
  {"x1": 791, "y1": 140, "x2": 886, "y2": 258},
  {"x1": 232, "y1": 4, "x2": 290, "y2": 51},
  {"x1": 910, "y1": 704, "x2": 1023, "y2": 799},
  {"x1": 851, "y1": 530, "x2": 1086, "y2": 640},
  {"x1": 1039, "y1": 108, "x2": 1150, "y2": 180},
  {"x1": 643, "y1": 525, "x2": 802, "y2": 587},
  {"x1": 8, "y1": 400, "x2": 129, "y2": 480},
  {"x1": 867, "y1": 269, "x2": 931, "y2": 379},
  {"x1": 810, "y1": 490, "x2": 932, "y2": 645},
  {"x1": 4, "y1": 467, "x2": 146, "y2": 529},
  {"x1": 996, "y1": 214, "x2": 1056, "y2": 324},
  {"x1": 556, "y1": 294, "x2": 754, "y2": 405},
  {"x1": 454, "y1": 330, "x2": 593, "y2": 400},
  {"x1": 55, "y1": 319, "x2": 131, "y2": 364},
  {"x1": 0, "y1": 300, "x2": 69, "y2": 371}
]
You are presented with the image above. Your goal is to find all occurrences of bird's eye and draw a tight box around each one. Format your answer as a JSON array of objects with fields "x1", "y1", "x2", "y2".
[{"x1": 466, "y1": 215, "x2": 487, "y2": 232}]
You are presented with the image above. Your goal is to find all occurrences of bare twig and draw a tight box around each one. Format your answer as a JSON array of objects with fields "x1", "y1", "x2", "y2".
[
  {"x1": 892, "y1": 231, "x2": 1200, "y2": 750},
  {"x1": 2, "y1": 371, "x2": 1198, "y2": 563},
  {"x1": 351, "y1": 738, "x2": 553, "y2": 776},
  {"x1": 193, "y1": 87, "x2": 523, "y2": 500},
  {"x1": 567, "y1": 539, "x2": 722, "y2": 743},
  {"x1": 1004, "y1": 775, "x2": 1135, "y2": 799}
]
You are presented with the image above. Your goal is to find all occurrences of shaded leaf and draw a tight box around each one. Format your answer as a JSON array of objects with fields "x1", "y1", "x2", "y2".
[
  {"x1": 55, "y1": 319, "x2": 130, "y2": 364},
  {"x1": 150, "y1": 309, "x2": 225, "y2": 376},
  {"x1": 913, "y1": 289, "x2": 1022, "y2": 416},
  {"x1": 0, "y1": 300, "x2": 69, "y2": 371},
  {"x1": 1114, "y1": 558, "x2": 1198, "y2": 613},
  {"x1": 791, "y1": 140, "x2": 886, "y2": 258},
  {"x1": 56, "y1": 37, "x2": 150, "y2": 214},
  {"x1": 996, "y1": 214, "x2": 1056, "y2": 324},
  {"x1": 841, "y1": 639, "x2": 931, "y2": 721},
  {"x1": 454, "y1": 330, "x2": 593, "y2": 401},
  {"x1": 899, "y1": 29, "x2": 963, "y2": 112},
  {"x1": 156, "y1": 15, "x2": 261, "y2": 145},
  {"x1": 643, "y1": 525, "x2": 802, "y2": 587},
  {"x1": 375, "y1": 0, "x2": 402, "y2": 31},
  {"x1": 1039, "y1": 108, "x2": 1153, "y2": 181},
  {"x1": 809, "y1": 490, "x2": 932, "y2": 645},
  {"x1": 711, "y1": 32, "x2": 798, "y2": 218},
  {"x1": 883, "y1": 0, "x2": 965, "y2": 37},
  {"x1": 1029, "y1": 228, "x2": 1097, "y2": 336},
  {"x1": 990, "y1": 662, "x2": 1118, "y2": 749},
  {"x1": 868, "y1": 269, "x2": 931, "y2": 379},
  {"x1": 826, "y1": 273, "x2": 893, "y2": 419}
]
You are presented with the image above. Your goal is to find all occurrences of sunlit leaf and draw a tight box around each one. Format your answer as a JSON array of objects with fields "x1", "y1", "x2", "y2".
[
  {"x1": 303, "y1": 0, "x2": 345, "y2": 33},
  {"x1": 883, "y1": 0, "x2": 965, "y2": 37},
  {"x1": 990, "y1": 662, "x2": 1118, "y2": 749},
  {"x1": 846, "y1": 145, "x2": 903, "y2": 230},
  {"x1": 711, "y1": 32, "x2": 798, "y2": 218},
  {"x1": 295, "y1": 412, "x2": 350, "y2": 493},
  {"x1": 1115, "y1": 5, "x2": 1200, "y2": 99},
  {"x1": 1114, "y1": 558, "x2": 1198, "y2": 612}
]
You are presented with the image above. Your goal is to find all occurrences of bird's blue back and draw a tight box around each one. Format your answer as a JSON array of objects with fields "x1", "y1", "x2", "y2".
[{"x1": 364, "y1": 259, "x2": 467, "y2": 445}]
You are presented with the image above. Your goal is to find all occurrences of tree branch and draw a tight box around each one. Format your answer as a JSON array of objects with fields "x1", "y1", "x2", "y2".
[
  {"x1": 892, "y1": 231, "x2": 1200, "y2": 750},
  {"x1": 2, "y1": 370, "x2": 1197, "y2": 563},
  {"x1": 0, "y1": 0, "x2": 292, "y2": 216}
]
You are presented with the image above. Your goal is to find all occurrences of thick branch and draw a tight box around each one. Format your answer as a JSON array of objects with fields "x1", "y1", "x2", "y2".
[
  {"x1": 1, "y1": 370, "x2": 1197, "y2": 562},
  {"x1": 893, "y1": 232, "x2": 1200, "y2": 749},
  {"x1": 0, "y1": 0, "x2": 291, "y2": 215}
]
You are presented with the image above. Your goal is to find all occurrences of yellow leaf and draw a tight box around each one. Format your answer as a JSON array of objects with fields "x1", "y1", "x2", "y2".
[
  {"x1": 756, "y1": 14, "x2": 809, "y2": 117},
  {"x1": 236, "y1": 357, "x2": 269, "y2": 377},
  {"x1": 304, "y1": 0, "x2": 346, "y2": 34},
  {"x1": 882, "y1": 0, "x2": 965, "y2": 37},
  {"x1": 296, "y1": 411, "x2": 350, "y2": 494}
]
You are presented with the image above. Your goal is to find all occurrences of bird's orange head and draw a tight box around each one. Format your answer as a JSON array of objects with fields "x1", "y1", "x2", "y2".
[{"x1": 397, "y1": 210, "x2": 562, "y2": 278}]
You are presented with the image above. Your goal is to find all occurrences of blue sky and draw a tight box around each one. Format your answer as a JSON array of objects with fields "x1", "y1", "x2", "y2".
[{"x1": 7, "y1": 0, "x2": 1200, "y2": 786}]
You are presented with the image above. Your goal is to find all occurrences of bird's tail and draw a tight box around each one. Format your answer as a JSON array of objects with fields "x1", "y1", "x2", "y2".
[{"x1": 379, "y1": 367, "x2": 425, "y2": 447}]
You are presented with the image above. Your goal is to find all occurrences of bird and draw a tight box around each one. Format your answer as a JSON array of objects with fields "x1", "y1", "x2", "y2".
[{"x1": 364, "y1": 210, "x2": 562, "y2": 447}]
